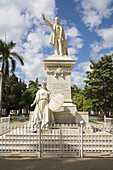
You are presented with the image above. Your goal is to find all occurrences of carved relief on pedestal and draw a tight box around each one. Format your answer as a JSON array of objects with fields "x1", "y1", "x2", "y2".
[{"x1": 47, "y1": 66, "x2": 71, "y2": 78}]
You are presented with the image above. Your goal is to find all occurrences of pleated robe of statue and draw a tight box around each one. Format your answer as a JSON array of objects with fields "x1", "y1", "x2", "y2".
[{"x1": 32, "y1": 88, "x2": 55, "y2": 127}]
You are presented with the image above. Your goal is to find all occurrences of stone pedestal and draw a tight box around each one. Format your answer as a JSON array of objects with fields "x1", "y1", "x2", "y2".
[{"x1": 43, "y1": 55, "x2": 77, "y2": 123}]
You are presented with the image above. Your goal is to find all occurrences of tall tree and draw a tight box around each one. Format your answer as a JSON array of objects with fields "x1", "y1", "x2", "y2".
[
  {"x1": 3, "y1": 74, "x2": 27, "y2": 116},
  {"x1": 0, "y1": 40, "x2": 24, "y2": 75},
  {"x1": 28, "y1": 77, "x2": 40, "y2": 99},
  {"x1": 0, "y1": 40, "x2": 24, "y2": 116},
  {"x1": 84, "y1": 54, "x2": 113, "y2": 116},
  {"x1": 72, "y1": 84, "x2": 92, "y2": 112},
  {"x1": 29, "y1": 77, "x2": 39, "y2": 89}
]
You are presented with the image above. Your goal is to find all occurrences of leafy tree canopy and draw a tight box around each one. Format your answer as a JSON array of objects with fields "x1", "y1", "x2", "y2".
[{"x1": 84, "y1": 54, "x2": 113, "y2": 116}]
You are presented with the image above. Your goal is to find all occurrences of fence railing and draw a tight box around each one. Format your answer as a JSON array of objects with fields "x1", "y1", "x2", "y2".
[
  {"x1": 81, "y1": 122, "x2": 113, "y2": 157},
  {"x1": 104, "y1": 116, "x2": 113, "y2": 125},
  {"x1": 0, "y1": 116, "x2": 10, "y2": 124},
  {"x1": 0, "y1": 121, "x2": 113, "y2": 157},
  {"x1": 0, "y1": 122, "x2": 80, "y2": 157},
  {"x1": 0, "y1": 116, "x2": 10, "y2": 134}
]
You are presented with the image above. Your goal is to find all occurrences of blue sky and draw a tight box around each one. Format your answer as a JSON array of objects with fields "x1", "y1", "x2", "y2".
[{"x1": 0, "y1": 0, "x2": 113, "y2": 88}]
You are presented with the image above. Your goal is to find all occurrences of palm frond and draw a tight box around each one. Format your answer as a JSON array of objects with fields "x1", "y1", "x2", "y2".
[
  {"x1": 10, "y1": 52, "x2": 24, "y2": 66},
  {"x1": 0, "y1": 40, "x2": 24, "y2": 76},
  {"x1": 8, "y1": 41, "x2": 16, "y2": 50},
  {"x1": 0, "y1": 40, "x2": 5, "y2": 53},
  {"x1": 35, "y1": 77, "x2": 39, "y2": 84},
  {"x1": 9, "y1": 56, "x2": 16, "y2": 73},
  {"x1": 29, "y1": 80, "x2": 36, "y2": 88}
]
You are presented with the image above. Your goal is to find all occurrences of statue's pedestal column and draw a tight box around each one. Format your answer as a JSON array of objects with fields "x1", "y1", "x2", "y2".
[{"x1": 43, "y1": 55, "x2": 77, "y2": 123}]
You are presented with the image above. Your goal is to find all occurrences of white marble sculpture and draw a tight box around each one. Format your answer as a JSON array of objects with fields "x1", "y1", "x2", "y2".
[
  {"x1": 31, "y1": 80, "x2": 55, "y2": 129},
  {"x1": 42, "y1": 14, "x2": 68, "y2": 56}
]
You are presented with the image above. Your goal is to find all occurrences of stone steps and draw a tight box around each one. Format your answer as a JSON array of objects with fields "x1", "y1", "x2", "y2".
[
  {"x1": 0, "y1": 125, "x2": 113, "y2": 154},
  {"x1": 0, "y1": 146, "x2": 112, "y2": 152}
]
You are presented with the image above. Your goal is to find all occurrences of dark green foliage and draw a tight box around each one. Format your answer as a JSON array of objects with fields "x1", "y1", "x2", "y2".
[
  {"x1": 0, "y1": 39, "x2": 24, "y2": 116},
  {"x1": 28, "y1": 77, "x2": 40, "y2": 101},
  {"x1": 3, "y1": 74, "x2": 27, "y2": 115},
  {"x1": 84, "y1": 54, "x2": 113, "y2": 116},
  {"x1": 71, "y1": 85, "x2": 91, "y2": 111},
  {"x1": 71, "y1": 85, "x2": 84, "y2": 111},
  {"x1": 2, "y1": 74, "x2": 40, "y2": 115}
]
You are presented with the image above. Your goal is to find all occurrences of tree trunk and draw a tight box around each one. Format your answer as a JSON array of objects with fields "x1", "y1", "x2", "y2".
[{"x1": 0, "y1": 72, "x2": 3, "y2": 117}]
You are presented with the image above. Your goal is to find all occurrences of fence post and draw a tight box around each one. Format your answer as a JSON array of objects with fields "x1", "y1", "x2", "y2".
[
  {"x1": 1, "y1": 117, "x2": 2, "y2": 125},
  {"x1": 39, "y1": 120, "x2": 42, "y2": 158},
  {"x1": 8, "y1": 115, "x2": 10, "y2": 124},
  {"x1": 80, "y1": 120, "x2": 84, "y2": 158},
  {"x1": 60, "y1": 126, "x2": 62, "y2": 157},
  {"x1": 104, "y1": 115, "x2": 106, "y2": 124}
]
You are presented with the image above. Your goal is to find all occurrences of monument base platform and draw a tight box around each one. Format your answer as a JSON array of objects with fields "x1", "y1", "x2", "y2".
[
  {"x1": 29, "y1": 107, "x2": 89, "y2": 125},
  {"x1": 53, "y1": 103, "x2": 77, "y2": 124},
  {"x1": 53, "y1": 103, "x2": 89, "y2": 124}
]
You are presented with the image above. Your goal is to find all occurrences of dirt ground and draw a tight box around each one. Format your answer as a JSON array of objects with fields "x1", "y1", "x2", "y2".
[{"x1": 0, "y1": 157, "x2": 113, "y2": 170}]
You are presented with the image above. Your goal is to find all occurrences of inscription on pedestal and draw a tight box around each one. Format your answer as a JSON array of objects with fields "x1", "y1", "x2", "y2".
[
  {"x1": 47, "y1": 66, "x2": 71, "y2": 78},
  {"x1": 43, "y1": 56, "x2": 75, "y2": 103},
  {"x1": 49, "y1": 83, "x2": 69, "y2": 91}
]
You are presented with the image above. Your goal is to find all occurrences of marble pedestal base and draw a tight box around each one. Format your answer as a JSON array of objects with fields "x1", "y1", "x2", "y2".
[
  {"x1": 53, "y1": 103, "x2": 77, "y2": 124},
  {"x1": 43, "y1": 55, "x2": 76, "y2": 103},
  {"x1": 43, "y1": 55, "x2": 76, "y2": 124}
]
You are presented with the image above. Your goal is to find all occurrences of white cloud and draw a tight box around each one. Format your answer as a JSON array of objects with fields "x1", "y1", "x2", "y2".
[
  {"x1": 71, "y1": 61, "x2": 91, "y2": 88},
  {"x1": 71, "y1": 71, "x2": 85, "y2": 88},
  {"x1": 0, "y1": 5, "x2": 29, "y2": 42},
  {"x1": 72, "y1": 38, "x2": 83, "y2": 49},
  {"x1": 96, "y1": 26, "x2": 113, "y2": 49},
  {"x1": 90, "y1": 25, "x2": 113, "y2": 58},
  {"x1": 82, "y1": 10, "x2": 102, "y2": 29},
  {"x1": 90, "y1": 42, "x2": 102, "y2": 53},
  {"x1": 0, "y1": 0, "x2": 84, "y2": 85},
  {"x1": 0, "y1": 0, "x2": 56, "y2": 42},
  {"x1": 78, "y1": 61, "x2": 91, "y2": 73},
  {"x1": 74, "y1": 0, "x2": 113, "y2": 30},
  {"x1": 17, "y1": 29, "x2": 51, "y2": 83},
  {"x1": 68, "y1": 48, "x2": 78, "y2": 60},
  {"x1": 66, "y1": 26, "x2": 83, "y2": 57},
  {"x1": 0, "y1": 0, "x2": 56, "y2": 84},
  {"x1": 66, "y1": 27, "x2": 81, "y2": 37},
  {"x1": 68, "y1": 48, "x2": 77, "y2": 55}
]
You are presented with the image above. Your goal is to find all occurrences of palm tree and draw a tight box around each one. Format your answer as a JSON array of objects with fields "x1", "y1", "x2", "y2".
[
  {"x1": 28, "y1": 77, "x2": 40, "y2": 100},
  {"x1": 0, "y1": 40, "x2": 24, "y2": 75},
  {"x1": 29, "y1": 77, "x2": 39, "y2": 89},
  {"x1": 0, "y1": 40, "x2": 24, "y2": 116}
]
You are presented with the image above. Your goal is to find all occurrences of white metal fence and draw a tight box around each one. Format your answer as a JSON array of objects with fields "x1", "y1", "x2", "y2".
[
  {"x1": 82, "y1": 123, "x2": 113, "y2": 157},
  {"x1": 0, "y1": 123, "x2": 80, "y2": 157},
  {"x1": 104, "y1": 116, "x2": 113, "y2": 125},
  {"x1": 41, "y1": 124, "x2": 80, "y2": 157},
  {"x1": 0, "y1": 121, "x2": 113, "y2": 157},
  {"x1": 0, "y1": 116, "x2": 10, "y2": 134}
]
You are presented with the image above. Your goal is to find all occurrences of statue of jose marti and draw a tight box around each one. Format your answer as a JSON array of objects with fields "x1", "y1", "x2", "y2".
[{"x1": 42, "y1": 14, "x2": 68, "y2": 56}]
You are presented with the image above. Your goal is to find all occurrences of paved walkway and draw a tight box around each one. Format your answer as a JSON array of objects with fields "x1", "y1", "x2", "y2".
[{"x1": 0, "y1": 157, "x2": 113, "y2": 170}]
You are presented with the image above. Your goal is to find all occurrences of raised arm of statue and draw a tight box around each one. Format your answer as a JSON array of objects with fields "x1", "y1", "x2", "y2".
[{"x1": 42, "y1": 14, "x2": 53, "y2": 28}]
